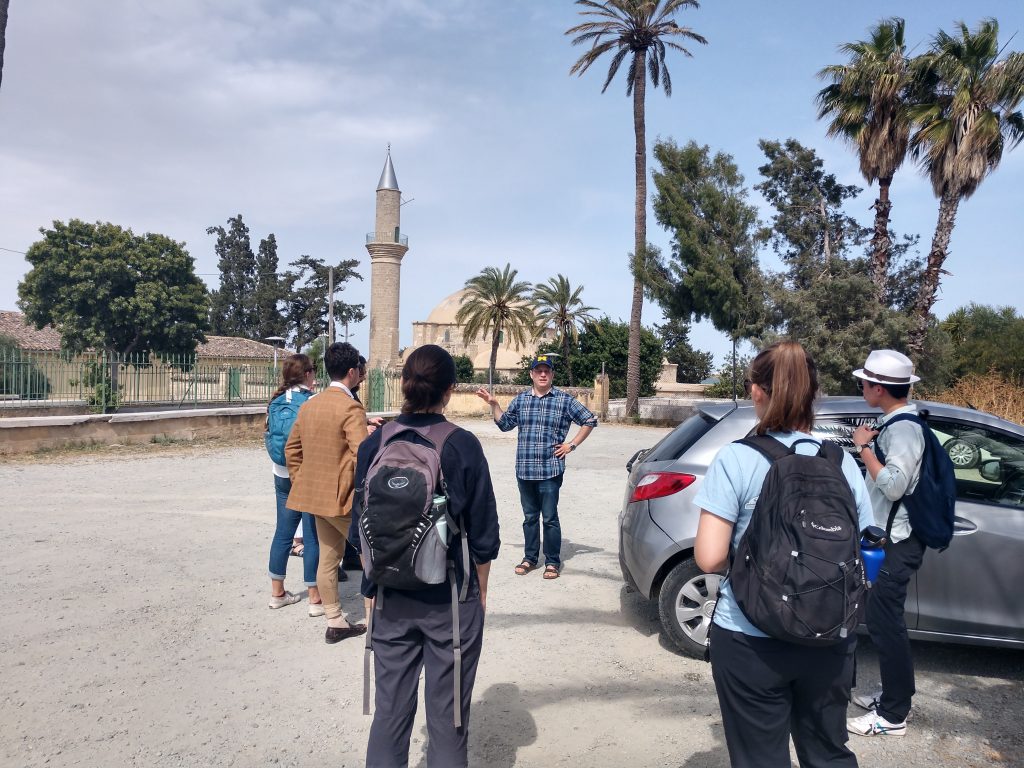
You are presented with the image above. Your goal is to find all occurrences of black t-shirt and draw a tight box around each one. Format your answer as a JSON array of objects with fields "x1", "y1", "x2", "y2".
[{"x1": 352, "y1": 413, "x2": 500, "y2": 604}]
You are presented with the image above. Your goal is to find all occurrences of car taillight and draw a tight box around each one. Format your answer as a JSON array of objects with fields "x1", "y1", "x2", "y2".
[{"x1": 629, "y1": 472, "x2": 696, "y2": 502}]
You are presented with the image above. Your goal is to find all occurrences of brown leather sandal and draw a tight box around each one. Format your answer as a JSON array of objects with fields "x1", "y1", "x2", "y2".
[
  {"x1": 542, "y1": 565, "x2": 560, "y2": 580},
  {"x1": 514, "y1": 560, "x2": 536, "y2": 575}
]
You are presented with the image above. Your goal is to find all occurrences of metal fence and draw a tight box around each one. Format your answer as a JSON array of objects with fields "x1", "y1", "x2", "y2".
[{"x1": 0, "y1": 349, "x2": 405, "y2": 414}]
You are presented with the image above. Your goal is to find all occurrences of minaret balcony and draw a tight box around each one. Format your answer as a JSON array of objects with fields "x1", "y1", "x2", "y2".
[{"x1": 366, "y1": 231, "x2": 409, "y2": 247}]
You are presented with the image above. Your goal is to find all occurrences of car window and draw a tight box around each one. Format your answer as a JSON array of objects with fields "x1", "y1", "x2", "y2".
[
  {"x1": 811, "y1": 415, "x2": 879, "y2": 455},
  {"x1": 930, "y1": 419, "x2": 1024, "y2": 508},
  {"x1": 644, "y1": 411, "x2": 717, "y2": 462}
]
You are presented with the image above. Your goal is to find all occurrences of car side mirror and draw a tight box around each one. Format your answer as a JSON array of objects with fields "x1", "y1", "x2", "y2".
[{"x1": 979, "y1": 458, "x2": 1003, "y2": 483}]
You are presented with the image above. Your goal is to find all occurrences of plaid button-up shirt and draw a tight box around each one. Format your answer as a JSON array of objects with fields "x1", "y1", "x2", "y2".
[{"x1": 496, "y1": 387, "x2": 598, "y2": 480}]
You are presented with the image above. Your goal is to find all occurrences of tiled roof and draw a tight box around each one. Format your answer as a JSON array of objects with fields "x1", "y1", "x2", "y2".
[
  {"x1": 0, "y1": 311, "x2": 290, "y2": 360},
  {"x1": 0, "y1": 311, "x2": 63, "y2": 351},
  {"x1": 196, "y1": 336, "x2": 289, "y2": 360}
]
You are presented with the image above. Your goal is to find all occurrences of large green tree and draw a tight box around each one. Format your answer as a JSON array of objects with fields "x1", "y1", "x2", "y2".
[
  {"x1": 208, "y1": 215, "x2": 257, "y2": 337},
  {"x1": 532, "y1": 274, "x2": 597, "y2": 386},
  {"x1": 648, "y1": 139, "x2": 766, "y2": 397},
  {"x1": 907, "y1": 19, "x2": 1024, "y2": 356},
  {"x1": 817, "y1": 17, "x2": 915, "y2": 302},
  {"x1": 252, "y1": 233, "x2": 288, "y2": 340},
  {"x1": 281, "y1": 255, "x2": 364, "y2": 352},
  {"x1": 566, "y1": 0, "x2": 706, "y2": 417},
  {"x1": 18, "y1": 219, "x2": 208, "y2": 358},
  {"x1": 455, "y1": 264, "x2": 536, "y2": 387},
  {"x1": 756, "y1": 138, "x2": 868, "y2": 288},
  {"x1": 753, "y1": 141, "x2": 928, "y2": 393},
  {"x1": 941, "y1": 304, "x2": 1024, "y2": 383}
]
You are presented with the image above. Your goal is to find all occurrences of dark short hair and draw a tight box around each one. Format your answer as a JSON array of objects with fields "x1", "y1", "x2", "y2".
[
  {"x1": 401, "y1": 345, "x2": 456, "y2": 414},
  {"x1": 879, "y1": 382, "x2": 911, "y2": 400},
  {"x1": 325, "y1": 342, "x2": 360, "y2": 381}
]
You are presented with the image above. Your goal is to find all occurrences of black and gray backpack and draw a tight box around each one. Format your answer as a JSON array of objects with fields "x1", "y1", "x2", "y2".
[
  {"x1": 359, "y1": 420, "x2": 473, "y2": 726},
  {"x1": 728, "y1": 435, "x2": 866, "y2": 646},
  {"x1": 358, "y1": 420, "x2": 465, "y2": 591}
]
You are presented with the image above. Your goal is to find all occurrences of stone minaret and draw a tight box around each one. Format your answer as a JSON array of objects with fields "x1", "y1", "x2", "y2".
[{"x1": 366, "y1": 148, "x2": 408, "y2": 369}]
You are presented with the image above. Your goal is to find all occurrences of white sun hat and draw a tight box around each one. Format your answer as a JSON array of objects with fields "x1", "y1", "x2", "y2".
[{"x1": 853, "y1": 349, "x2": 921, "y2": 385}]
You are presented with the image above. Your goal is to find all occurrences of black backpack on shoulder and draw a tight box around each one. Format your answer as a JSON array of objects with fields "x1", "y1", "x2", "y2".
[
  {"x1": 728, "y1": 436, "x2": 865, "y2": 646},
  {"x1": 874, "y1": 411, "x2": 956, "y2": 550}
]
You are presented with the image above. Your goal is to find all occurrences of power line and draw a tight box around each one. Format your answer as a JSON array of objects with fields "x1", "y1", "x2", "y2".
[{"x1": 1, "y1": 246, "x2": 27, "y2": 255}]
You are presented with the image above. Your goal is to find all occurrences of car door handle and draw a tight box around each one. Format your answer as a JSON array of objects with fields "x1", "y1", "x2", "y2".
[{"x1": 953, "y1": 516, "x2": 978, "y2": 535}]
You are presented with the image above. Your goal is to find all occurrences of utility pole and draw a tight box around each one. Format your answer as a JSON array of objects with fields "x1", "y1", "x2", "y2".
[{"x1": 327, "y1": 265, "x2": 335, "y2": 345}]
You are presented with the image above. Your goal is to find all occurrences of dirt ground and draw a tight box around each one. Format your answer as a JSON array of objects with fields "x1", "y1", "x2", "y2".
[{"x1": 1, "y1": 420, "x2": 1021, "y2": 768}]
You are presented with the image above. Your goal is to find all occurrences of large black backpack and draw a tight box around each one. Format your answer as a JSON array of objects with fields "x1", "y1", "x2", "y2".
[
  {"x1": 875, "y1": 412, "x2": 956, "y2": 551},
  {"x1": 728, "y1": 436, "x2": 865, "y2": 646}
]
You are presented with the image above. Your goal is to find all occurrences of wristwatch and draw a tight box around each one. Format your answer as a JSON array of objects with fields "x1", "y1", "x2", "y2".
[
  {"x1": 569, "y1": 443, "x2": 577, "y2": 452},
  {"x1": 854, "y1": 442, "x2": 870, "y2": 453}
]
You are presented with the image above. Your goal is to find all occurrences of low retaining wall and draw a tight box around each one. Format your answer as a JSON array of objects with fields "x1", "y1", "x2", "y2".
[
  {"x1": 605, "y1": 397, "x2": 734, "y2": 426},
  {"x1": 0, "y1": 407, "x2": 397, "y2": 455},
  {"x1": 0, "y1": 383, "x2": 606, "y2": 455}
]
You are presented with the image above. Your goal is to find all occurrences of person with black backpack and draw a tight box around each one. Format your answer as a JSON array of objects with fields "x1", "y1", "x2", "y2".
[
  {"x1": 353, "y1": 345, "x2": 500, "y2": 768},
  {"x1": 846, "y1": 349, "x2": 953, "y2": 739},
  {"x1": 694, "y1": 341, "x2": 874, "y2": 768}
]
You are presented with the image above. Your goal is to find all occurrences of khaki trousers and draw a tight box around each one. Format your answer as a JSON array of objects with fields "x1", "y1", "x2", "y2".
[{"x1": 314, "y1": 515, "x2": 352, "y2": 621}]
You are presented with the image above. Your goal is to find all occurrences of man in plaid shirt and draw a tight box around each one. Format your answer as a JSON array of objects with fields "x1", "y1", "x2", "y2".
[{"x1": 476, "y1": 354, "x2": 597, "y2": 580}]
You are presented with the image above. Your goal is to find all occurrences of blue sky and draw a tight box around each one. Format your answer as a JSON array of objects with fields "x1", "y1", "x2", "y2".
[{"x1": 1, "y1": 0, "x2": 1021, "y2": 365}]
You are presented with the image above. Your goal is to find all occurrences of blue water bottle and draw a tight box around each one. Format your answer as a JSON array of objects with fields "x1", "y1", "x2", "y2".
[{"x1": 860, "y1": 525, "x2": 887, "y2": 587}]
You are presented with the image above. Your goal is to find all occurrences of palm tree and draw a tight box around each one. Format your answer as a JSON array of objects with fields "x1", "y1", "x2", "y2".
[
  {"x1": 566, "y1": 0, "x2": 706, "y2": 416},
  {"x1": 817, "y1": 17, "x2": 914, "y2": 303},
  {"x1": 454, "y1": 264, "x2": 537, "y2": 387},
  {"x1": 907, "y1": 19, "x2": 1024, "y2": 356},
  {"x1": 532, "y1": 274, "x2": 597, "y2": 386}
]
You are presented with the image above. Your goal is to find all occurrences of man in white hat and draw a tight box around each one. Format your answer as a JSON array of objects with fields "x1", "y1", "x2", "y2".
[{"x1": 846, "y1": 349, "x2": 925, "y2": 739}]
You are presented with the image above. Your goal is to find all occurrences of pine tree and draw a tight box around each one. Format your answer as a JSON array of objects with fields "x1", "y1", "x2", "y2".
[
  {"x1": 208, "y1": 215, "x2": 257, "y2": 337},
  {"x1": 252, "y1": 233, "x2": 287, "y2": 340}
]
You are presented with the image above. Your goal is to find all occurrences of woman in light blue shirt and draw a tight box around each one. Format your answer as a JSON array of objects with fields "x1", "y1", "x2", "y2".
[{"x1": 694, "y1": 341, "x2": 873, "y2": 768}]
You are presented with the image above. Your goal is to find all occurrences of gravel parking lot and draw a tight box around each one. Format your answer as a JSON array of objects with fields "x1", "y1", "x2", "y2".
[{"x1": 1, "y1": 420, "x2": 1021, "y2": 767}]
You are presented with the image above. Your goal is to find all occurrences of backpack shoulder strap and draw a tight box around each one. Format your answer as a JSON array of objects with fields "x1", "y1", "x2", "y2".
[
  {"x1": 421, "y1": 420, "x2": 460, "y2": 455},
  {"x1": 735, "y1": 434, "x2": 790, "y2": 464},
  {"x1": 817, "y1": 440, "x2": 845, "y2": 468}
]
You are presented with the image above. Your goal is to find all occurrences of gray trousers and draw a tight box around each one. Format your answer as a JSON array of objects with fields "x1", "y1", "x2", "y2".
[{"x1": 366, "y1": 591, "x2": 485, "y2": 768}]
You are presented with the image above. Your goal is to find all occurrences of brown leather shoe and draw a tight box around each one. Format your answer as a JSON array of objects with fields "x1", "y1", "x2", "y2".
[{"x1": 325, "y1": 622, "x2": 367, "y2": 644}]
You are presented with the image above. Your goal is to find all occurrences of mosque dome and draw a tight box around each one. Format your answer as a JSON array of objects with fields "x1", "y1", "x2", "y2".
[{"x1": 425, "y1": 289, "x2": 469, "y2": 326}]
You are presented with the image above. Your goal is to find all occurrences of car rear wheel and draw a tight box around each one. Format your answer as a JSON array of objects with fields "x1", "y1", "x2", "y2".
[
  {"x1": 944, "y1": 438, "x2": 980, "y2": 469},
  {"x1": 657, "y1": 557, "x2": 722, "y2": 658}
]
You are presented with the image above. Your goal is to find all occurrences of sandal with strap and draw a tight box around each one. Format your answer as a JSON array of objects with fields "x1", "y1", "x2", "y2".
[
  {"x1": 543, "y1": 565, "x2": 560, "y2": 580},
  {"x1": 514, "y1": 560, "x2": 537, "y2": 576}
]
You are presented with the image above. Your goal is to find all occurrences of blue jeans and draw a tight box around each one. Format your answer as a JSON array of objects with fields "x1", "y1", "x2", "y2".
[
  {"x1": 269, "y1": 475, "x2": 319, "y2": 587},
  {"x1": 517, "y1": 474, "x2": 563, "y2": 568}
]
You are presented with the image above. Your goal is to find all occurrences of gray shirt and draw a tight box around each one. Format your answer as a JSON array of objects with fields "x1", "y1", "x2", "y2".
[{"x1": 868, "y1": 403, "x2": 925, "y2": 544}]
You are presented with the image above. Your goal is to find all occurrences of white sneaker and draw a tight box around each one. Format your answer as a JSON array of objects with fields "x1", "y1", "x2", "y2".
[
  {"x1": 852, "y1": 688, "x2": 883, "y2": 711},
  {"x1": 308, "y1": 601, "x2": 325, "y2": 617},
  {"x1": 847, "y1": 710, "x2": 907, "y2": 737},
  {"x1": 268, "y1": 591, "x2": 302, "y2": 609}
]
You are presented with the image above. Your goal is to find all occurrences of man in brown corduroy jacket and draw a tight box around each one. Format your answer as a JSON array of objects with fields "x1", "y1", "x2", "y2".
[{"x1": 285, "y1": 342, "x2": 368, "y2": 643}]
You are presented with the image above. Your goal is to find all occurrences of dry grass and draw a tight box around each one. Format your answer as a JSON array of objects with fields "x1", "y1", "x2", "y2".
[{"x1": 923, "y1": 372, "x2": 1024, "y2": 426}]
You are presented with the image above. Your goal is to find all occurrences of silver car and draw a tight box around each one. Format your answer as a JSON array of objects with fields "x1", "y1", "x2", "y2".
[{"x1": 618, "y1": 397, "x2": 1024, "y2": 658}]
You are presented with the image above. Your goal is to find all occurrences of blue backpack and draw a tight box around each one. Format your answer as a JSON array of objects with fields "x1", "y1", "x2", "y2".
[
  {"x1": 265, "y1": 388, "x2": 313, "y2": 466},
  {"x1": 875, "y1": 411, "x2": 957, "y2": 551}
]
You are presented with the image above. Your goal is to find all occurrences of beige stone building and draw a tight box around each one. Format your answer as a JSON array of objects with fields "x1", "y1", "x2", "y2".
[{"x1": 405, "y1": 289, "x2": 555, "y2": 379}]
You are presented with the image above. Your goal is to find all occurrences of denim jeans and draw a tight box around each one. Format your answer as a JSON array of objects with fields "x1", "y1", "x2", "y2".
[
  {"x1": 269, "y1": 475, "x2": 319, "y2": 587},
  {"x1": 517, "y1": 474, "x2": 563, "y2": 568}
]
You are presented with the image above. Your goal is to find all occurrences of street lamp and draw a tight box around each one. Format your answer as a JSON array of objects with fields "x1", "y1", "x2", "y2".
[{"x1": 264, "y1": 336, "x2": 285, "y2": 371}]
